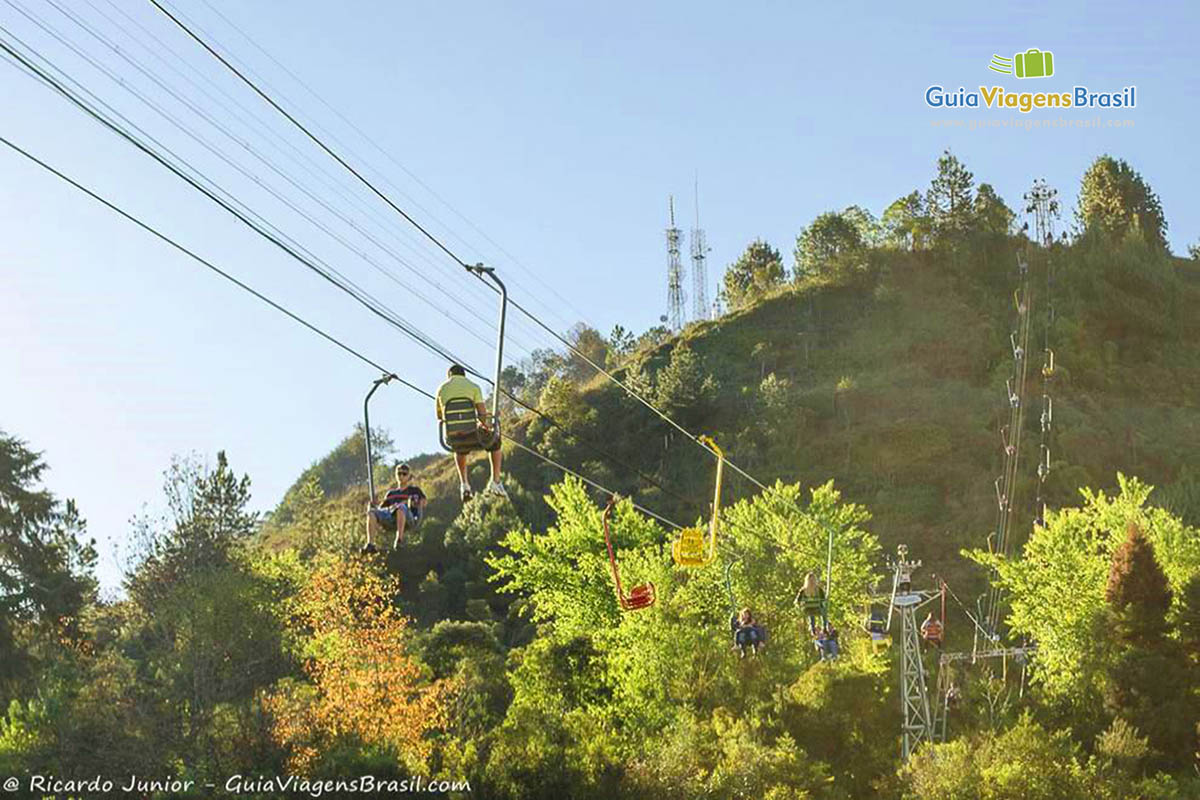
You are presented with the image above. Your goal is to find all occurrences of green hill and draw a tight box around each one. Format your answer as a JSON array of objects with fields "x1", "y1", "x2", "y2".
[{"x1": 272, "y1": 225, "x2": 1200, "y2": 608}]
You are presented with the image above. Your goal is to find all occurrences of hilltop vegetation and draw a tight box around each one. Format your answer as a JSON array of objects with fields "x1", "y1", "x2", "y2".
[
  {"x1": 2, "y1": 151, "x2": 1199, "y2": 798},
  {"x1": 277, "y1": 151, "x2": 1200, "y2": 603}
]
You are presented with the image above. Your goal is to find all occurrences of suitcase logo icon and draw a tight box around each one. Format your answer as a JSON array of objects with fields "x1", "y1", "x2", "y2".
[{"x1": 989, "y1": 49, "x2": 1054, "y2": 79}]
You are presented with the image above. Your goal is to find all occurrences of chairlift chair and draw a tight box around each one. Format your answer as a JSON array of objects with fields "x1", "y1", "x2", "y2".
[
  {"x1": 438, "y1": 264, "x2": 507, "y2": 454},
  {"x1": 865, "y1": 606, "x2": 892, "y2": 653},
  {"x1": 602, "y1": 498, "x2": 656, "y2": 611},
  {"x1": 920, "y1": 580, "x2": 947, "y2": 646},
  {"x1": 671, "y1": 436, "x2": 725, "y2": 568},
  {"x1": 726, "y1": 557, "x2": 768, "y2": 651}
]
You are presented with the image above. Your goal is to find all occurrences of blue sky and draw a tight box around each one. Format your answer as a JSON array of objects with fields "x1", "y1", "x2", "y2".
[{"x1": 1, "y1": 0, "x2": 1196, "y2": 591}]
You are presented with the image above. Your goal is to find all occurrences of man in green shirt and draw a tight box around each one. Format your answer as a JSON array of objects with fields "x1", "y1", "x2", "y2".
[{"x1": 436, "y1": 364, "x2": 507, "y2": 501}]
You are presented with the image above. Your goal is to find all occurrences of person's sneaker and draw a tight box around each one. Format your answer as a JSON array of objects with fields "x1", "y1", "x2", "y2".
[
  {"x1": 360, "y1": 543, "x2": 379, "y2": 555},
  {"x1": 486, "y1": 481, "x2": 510, "y2": 500},
  {"x1": 460, "y1": 483, "x2": 473, "y2": 502}
]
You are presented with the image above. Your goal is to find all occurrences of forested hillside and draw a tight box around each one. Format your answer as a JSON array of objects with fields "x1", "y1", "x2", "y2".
[
  {"x1": 274, "y1": 151, "x2": 1200, "y2": 614},
  {"x1": 3, "y1": 151, "x2": 1199, "y2": 798}
]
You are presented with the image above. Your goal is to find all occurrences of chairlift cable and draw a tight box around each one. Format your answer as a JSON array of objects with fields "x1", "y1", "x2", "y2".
[
  {"x1": 8, "y1": 0, "x2": 543, "y2": 360},
  {"x1": 8, "y1": 14, "x2": 822, "y2": 570},
  {"x1": 0, "y1": 130, "x2": 690, "y2": 538},
  {"x1": 0, "y1": 32, "x2": 700, "y2": 518},
  {"x1": 148, "y1": 0, "x2": 783, "y2": 497},
  {"x1": 188, "y1": 0, "x2": 594, "y2": 334}
]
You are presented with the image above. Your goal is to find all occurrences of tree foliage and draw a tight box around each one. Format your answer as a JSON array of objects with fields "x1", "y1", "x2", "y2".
[
  {"x1": 973, "y1": 183, "x2": 1015, "y2": 236},
  {"x1": 1101, "y1": 524, "x2": 1197, "y2": 771},
  {"x1": 265, "y1": 556, "x2": 451, "y2": 772},
  {"x1": 1076, "y1": 155, "x2": 1168, "y2": 251},
  {"x1": 926, "y1": 149, "x2": 975, "y2": 240},
  {"x1": 721, "y1": 240, "x2": 786, "y2": 309},
  {"x1": 970, "y1": 475, "x2": 1200, "y2": 702},
  {"x1": 0, "y1": 431, "x2": 96, "y2": 689},
  {"x1": 794, "y1": 210, "x2": 865, "y2": 277},
  {"x1": 882, "y1": 191, "x2": 929, "y2": 250},
  {"x1": 902, "y1": 715, "x2": 1100, "y2": 800},
  {"x1": 653, "y1": 343, "x2": 720, "y2": 422}
]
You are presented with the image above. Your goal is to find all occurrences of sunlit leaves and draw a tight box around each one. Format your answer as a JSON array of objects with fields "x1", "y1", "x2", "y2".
[
  {"x1": 969, "y1": 474, "x2": 1200, "y2": 700},
  {"x1": 265, "y1": 556, "x2": 451, "y2": 772}
]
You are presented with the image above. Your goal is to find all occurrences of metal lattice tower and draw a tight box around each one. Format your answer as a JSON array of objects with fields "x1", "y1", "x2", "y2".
[
  {"x1": 690, "y1": 179, "x2": 709, "y2": 321},
  {"x1": 666, "y1": 196, "x2": 686, "y2": 331},
  {"x1": 1025, "y1": 178, "x2": 1059, "y2": 248},
  {"x1": 898, "y1": 600, "x2": 933, "y2": 759},
  {"x1": 886, "y1": 545, "x2": 938, "y2": 760}
]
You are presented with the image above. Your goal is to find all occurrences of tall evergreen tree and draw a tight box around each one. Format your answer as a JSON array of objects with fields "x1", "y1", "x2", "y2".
[
  {"x1": 1177, "y1": 575, "x2": 1200, "y2": 665},
  {"x1": 1102, "y1": 522, "x2": 1196, "y2": 771},
  {"x1": 972, "y1": 183, "x2": 1015, "y2": 235},
  {"x1": 926, "y1": 149, "x2": 975, "y2": 239},
  {"x1": 128, "y1": 451, "x2": 256, "y2": 601},
  {"x1": 122, "y1": 453, "x2": 283, "y2": 779},
  {"x1": 0, "y1": 431, "x2": 97, "y2": 690}
]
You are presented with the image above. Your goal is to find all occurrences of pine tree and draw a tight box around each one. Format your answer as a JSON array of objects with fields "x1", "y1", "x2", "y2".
[
  {"x1": 1177, "y1": 575, "x2": 1200, "y2": 665},
  {"x1": 1105, "y1": 522, "x2": 1172, "y2": 638},
  {"x1": 926, "y1": 149, "x2": 975, "y2": 240},
  {"x1": 0, "y1": 431, "x2": 97, "y2": 688},
  {"x1": 881, "y1": 190, "x2": 928, "y2": 250},
  {"x1": 1102, "y1": 522, "x2": 1196, "y2": 771}
]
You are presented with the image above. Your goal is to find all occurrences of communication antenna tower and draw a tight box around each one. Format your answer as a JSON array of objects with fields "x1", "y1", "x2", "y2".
[
  {"x1": 666, "y1": 196, "x2": 686, "y2": 331},
  {"x1": 690, "y1": 178, "x2": 710, "y2": 321}
]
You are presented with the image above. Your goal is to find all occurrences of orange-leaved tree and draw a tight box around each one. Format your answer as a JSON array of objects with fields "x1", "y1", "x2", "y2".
[{"x1": 265, "y1": 556, "x2": 452, "y2": 772}]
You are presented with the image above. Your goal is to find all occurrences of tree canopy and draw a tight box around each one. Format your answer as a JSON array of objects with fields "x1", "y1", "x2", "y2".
[{"x1": 1076, "y1": 155, "x2": 1168, "y2": 251}]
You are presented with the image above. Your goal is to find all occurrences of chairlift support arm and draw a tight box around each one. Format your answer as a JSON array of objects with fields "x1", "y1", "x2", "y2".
[{"x1": 363, "y1": 373, "x2": 398, "y2": 505}]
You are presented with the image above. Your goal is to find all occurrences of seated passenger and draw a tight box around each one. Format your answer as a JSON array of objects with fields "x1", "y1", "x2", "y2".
[
  {"x1": 435, "y1": 364, "x2": 507, "y2": 501},
  {"x1": 817, "y1": 624, "x2": 840, "y2": 660},
  {"x1": 920, "y1": 613, "x2": 944, "y2": 647},
  {"x1": 730, "y1": 608, "x2": 766, "y2": 657},
  {"x1": 364, "y1": 463, "x2": 426, "y2": 554},
  {"x1": 820, "y1": 623, "x2": 840, "y2": 662},
  {"x1": 795, "y1": 572, "x2": 827, "y2": 635}
]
